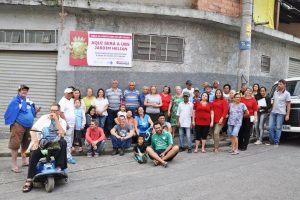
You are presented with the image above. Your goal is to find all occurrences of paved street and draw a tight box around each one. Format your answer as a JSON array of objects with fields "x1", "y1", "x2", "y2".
[{"x1": 1, "y1": 138, "x2": 300, "y2": 200}]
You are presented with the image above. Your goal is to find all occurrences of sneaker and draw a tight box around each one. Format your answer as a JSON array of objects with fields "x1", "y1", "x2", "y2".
[
  {"x1": 187, "y1": 149, "x2": 192, "y2": 153},
  {"x1": 254, "y1": 140, "x2": 262, "y2": 145},
  {"x1": 87, "y1": 153, "x2": 92, "y2": 158},
  {"x1": 265, "y1": 142, "x2": 272, "y2": 146},
  {"x1": 94, "y1": 153, "x2": 99, "y2": 157},
  {"x1": 67, "y1": 158, "x2": 77, "y2": 164},
  {"x1": 111, "y1": 148, "x2": 119, "y2": 155},
  {"x1": 179, "y1": 147, "x2": 185, "y2": 152},
  {"x1": 119, "y1": 148, "x2": 125, "y2": 156},
  {"x1": 231, "y1": 151, "x2": 239, "y2": 155},
  {"x1": 274, "y1": 144, "x2": 279, "y2": 148}
]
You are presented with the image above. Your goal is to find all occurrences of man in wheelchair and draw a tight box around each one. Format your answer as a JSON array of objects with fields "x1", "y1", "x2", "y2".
[{"x1": 22, "y1": 103, "x2": 67, "y2": 193}]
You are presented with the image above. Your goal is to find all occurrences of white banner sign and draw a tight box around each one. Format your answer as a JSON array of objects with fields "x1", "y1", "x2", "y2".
[{"x1": 87, "y1": 32, "x2": 132, "y2": 67}]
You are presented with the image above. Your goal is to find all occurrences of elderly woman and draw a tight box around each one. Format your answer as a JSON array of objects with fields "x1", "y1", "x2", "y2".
[
  {"x1": 144, "y1": 85, "x2": 162, "y2": 123},
  {"x1": 168, "y1": 86, "x2": 184, "y2": 138},
  {"x1": 83, "y1": 87, "x2": 96, "y2": 111},
  {"x1": 135, "y1": 106, "x2": 153, "y2": 137}
]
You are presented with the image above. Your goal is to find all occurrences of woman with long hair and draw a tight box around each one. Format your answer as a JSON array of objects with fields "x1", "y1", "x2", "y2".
[
  {"x1": 91, "y1": 88, "x2": 109, "y2": 129},
  {"x1": 212, "y1": 89, "x2": 228, "y2": 153}
]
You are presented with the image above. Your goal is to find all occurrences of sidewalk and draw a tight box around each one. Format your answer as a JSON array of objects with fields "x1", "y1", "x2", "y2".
[{"x1": 0, "y1": 136, "x2": 237, "y2": 157}]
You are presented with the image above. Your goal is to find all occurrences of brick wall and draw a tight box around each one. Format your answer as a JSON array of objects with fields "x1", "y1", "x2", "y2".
[{"x1": 192, "y1": 0, "x2": 242, "y2": 17}]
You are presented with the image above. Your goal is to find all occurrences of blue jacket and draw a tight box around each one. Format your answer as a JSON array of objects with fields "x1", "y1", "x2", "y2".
[{"x1": 4, "y1": 95, "x2": 36, "y2": 125}]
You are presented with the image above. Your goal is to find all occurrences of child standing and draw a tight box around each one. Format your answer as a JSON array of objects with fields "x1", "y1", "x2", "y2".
[
  {"x1": 133, "y1": 135, "x2": 148, "y2": 164},
  {"x1": 73, "y1": 99, "x2": 86, "y2": 152}
]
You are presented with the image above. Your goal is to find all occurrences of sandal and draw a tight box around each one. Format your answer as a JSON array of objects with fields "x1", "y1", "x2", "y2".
[
  {"x1": 194, "y1": 149, "x2": 198, "y2": 153},
  {"x1": 11, "y1": 167, "x2": 21, "y2": 173},
  {"x1": 22, "y1": 179, "x2": 33, "y2": 193},
  {"x1": 201, "y1": 149, "x2": 206, "y2": 153},
  {"x1": 162, "y1": 162, "x2": 168, "y2": 168},
  {"x1": 22, "y1": 163, "x2": 29, "y2": 167},
  {"x1": 153, "y1": 160, "x2": 159, "y2": 166}
]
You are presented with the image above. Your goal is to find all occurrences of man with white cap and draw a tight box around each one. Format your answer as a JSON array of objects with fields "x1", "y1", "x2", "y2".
[{"x1": 59, "y1": 87, "x2": 77, "y2": 164}]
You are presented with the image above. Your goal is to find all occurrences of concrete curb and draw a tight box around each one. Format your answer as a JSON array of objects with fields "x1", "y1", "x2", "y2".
[{"x1": 0, "y1": 140, "x2": 232, "y2": 157}]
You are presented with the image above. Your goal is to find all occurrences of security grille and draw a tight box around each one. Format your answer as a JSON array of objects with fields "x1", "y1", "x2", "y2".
[{"x1": 133, "y1": 34, "x2": 184, "y2": 63}]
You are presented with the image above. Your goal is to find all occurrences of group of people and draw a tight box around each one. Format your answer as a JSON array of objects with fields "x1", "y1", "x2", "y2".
[{"x1": 3, "y1": 78, "x2": 291, "y2": 192}]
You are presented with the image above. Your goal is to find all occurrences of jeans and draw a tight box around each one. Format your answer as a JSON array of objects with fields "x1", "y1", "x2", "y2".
[
  {"x1": 268, "y1": 112, "x2": 285, "y2": 145},
  {"x1": 97, "y1": 116, "x2": 107, "y2": 129},
  {"x1": 85, "y1": 140, "x2": 105, "y2": 155},
  {"x1": 179, "y1": 127, "x2": 192, "y2": 149},
  {"x1": 111, "y1": 135, "x2": 132, "y2": 149},
  {"x1": 65, "y1": 126, "x2": 74, "y2": 160},
  {"x1": 255, "y1": 113, "x2": 268, "y2": 142},
  {"x1": 227, "y1": 125, "x2": 241, "y2": 137},
  {"x1": 107, "y1": 109, "x2": 118, "y2": 133}
]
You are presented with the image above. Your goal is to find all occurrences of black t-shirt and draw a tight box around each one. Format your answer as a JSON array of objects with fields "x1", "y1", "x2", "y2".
[{"x1": 134, "y1": 143, "x2": 148, "y2": 154}]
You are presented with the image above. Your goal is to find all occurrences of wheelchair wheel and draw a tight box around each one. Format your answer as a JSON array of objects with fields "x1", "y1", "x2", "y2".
[{"x1": 45, "y1": 176, "x2": 55, "y2": 193}]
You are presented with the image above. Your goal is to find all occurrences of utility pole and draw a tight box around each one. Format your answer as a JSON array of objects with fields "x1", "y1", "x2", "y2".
[{"x1": 237, "y1": 0, "x2": 253, "y2": 90}]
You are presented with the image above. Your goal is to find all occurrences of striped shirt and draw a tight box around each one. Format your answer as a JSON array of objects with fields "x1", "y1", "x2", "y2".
[
  {"x1": 124, "y1": 89, "x2": 140, "y2": 109},
  {"x1": 106, "y1": 88, "x2": 123, "y2": 110}
]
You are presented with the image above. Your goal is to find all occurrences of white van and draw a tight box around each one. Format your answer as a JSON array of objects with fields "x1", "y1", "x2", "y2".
[{"x1": 269, "y1": 77, "x2": 300, "y2": 133}]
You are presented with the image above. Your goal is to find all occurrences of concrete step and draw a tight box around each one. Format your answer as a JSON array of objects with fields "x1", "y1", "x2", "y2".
[{"x1": 0, "y1": 135, "x2": 238, "y2": 157}]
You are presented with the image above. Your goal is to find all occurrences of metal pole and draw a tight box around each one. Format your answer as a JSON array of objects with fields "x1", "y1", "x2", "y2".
[{"x1": 237, "y1": 0, "x2": 253, "y2": 90}]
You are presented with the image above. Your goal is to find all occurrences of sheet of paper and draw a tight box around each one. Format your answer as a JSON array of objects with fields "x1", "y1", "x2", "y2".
[{"x1": 258, "y1": 98, "x2": 267, "y2": 107}]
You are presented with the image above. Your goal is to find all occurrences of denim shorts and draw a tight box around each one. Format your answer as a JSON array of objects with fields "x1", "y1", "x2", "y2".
[{"x1": 227, "y1": 125, "x2": 241, "y2": 137}]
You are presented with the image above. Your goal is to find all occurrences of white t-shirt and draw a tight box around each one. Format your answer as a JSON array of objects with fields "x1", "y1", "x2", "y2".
[
  {"x1": 176, "y1": 102, "x2": 193, "y2": 128},
  {"x1": 33, "y1": 114, "x2": 67, "y2": 133},
  {"x1": 59, "y1": 97, "x2": 75, "y2": 127},
  {"x1": 91, "y1": 98, "x2": 109, "y2": 116}
]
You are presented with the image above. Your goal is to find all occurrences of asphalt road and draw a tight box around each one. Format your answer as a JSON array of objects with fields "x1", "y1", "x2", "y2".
[{"x1": 1, "y1": 138, "x2": 300, "y2": 200}]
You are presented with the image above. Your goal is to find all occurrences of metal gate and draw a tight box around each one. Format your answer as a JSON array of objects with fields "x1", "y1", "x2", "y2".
[{"x1": 0, "y1": 51, "x2": 57, "y2": 138}]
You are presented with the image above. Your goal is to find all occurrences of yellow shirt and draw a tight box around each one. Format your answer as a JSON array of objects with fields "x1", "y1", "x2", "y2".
[{"x1": 83, "y1": 96, "x2": 96, "y2": 111}]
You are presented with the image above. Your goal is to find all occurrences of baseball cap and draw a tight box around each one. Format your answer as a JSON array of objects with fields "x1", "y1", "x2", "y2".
[
  {"x1": 194, "y1": 88, "x2": 200, "y2": 92},
  {"x1": 183, "y1": 91, "x2": 190, "y2": 97},
  {"x1": 205, "y1": 84, "x2": 212, "y2": 88},
  {"x1": 64, "y1": 88, "x2": 73, "y2": 94},
  {"x1": 18, "y1": 84, "x2": 29, "y2": 91},
  {"x1": 186, "y1": 80, "x2": 192, "y2": 85}
]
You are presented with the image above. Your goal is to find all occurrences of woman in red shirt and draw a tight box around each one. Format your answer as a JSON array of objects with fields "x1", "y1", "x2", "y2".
[
  {"x1": 192, "y1": 92, "x2": 214, "y2": 153},
  {"x1": 212, "y1": 89, "x2": 228, "y2": 153},
  {"x1": 239, "y1": 88, "x2": 258, "y2": 151},
  {"x1": 160, "y1": 86, "x2": 172, "y2": 121}
]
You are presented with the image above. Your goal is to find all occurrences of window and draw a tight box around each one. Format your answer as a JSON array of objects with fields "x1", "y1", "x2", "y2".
[
  {"x1": 133, "y1": 34, "x2": 184, "y2": 63},
  {"x1": 261, "y1": 55, "x2": 270, "y2": 73},
  {"x1": 0, "y1": 29, "x2": 57, "y2": 44},
  {"x1": 25, "y1": 30, "x2": 56, "y2": 43},
  {"x1": 0, "y1": 30, "x2": 24, "y2": 43}
]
